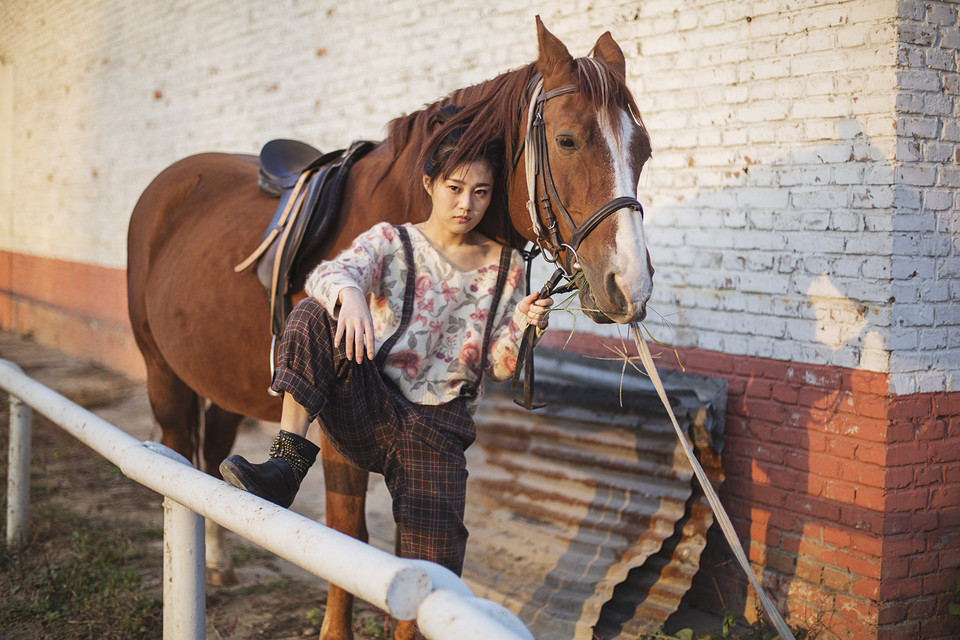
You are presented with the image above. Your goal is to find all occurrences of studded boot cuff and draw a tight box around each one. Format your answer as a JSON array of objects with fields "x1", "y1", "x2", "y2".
[{"x1": 269, "y1": 431, "x2": 320, "y2": 485}]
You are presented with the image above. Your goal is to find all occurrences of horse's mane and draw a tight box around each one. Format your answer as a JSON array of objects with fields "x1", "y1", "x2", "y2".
[{"x1": 381, "y1": 52, "x2": 649, "y2": 249}]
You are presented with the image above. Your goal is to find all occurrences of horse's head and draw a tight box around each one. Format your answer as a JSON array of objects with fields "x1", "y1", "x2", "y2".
[{"x1": 516, "y1": 18, "x2": 654, "y2": 324}]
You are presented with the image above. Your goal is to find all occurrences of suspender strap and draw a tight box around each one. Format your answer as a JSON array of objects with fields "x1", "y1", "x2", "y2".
[
  {"x1": 376, "y1": 228, "x2": 512, "y2": 398},
  {"x1": 375, "y1": 225, "x2": 416, "y2": 370},
  {"x1": 461, "y1": 245, "x2": 512, "y2": 399},
  {"x1": 480, "y1": 246, "x2": 513, "y2": 374}
]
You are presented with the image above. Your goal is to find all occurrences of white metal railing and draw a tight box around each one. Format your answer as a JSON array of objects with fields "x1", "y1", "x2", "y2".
[{"x1": 1, "y1": 359, "x2": 533, "y2": 640}]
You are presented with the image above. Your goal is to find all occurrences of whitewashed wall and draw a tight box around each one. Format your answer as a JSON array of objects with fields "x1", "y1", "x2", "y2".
[{"x1": 1, "y1": 0, "x2": 956, "y2": 394}]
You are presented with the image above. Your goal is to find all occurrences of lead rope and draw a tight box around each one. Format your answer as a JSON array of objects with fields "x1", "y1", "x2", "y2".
[{"x1": 629, "y1": 323, "x2": 796, "y2": 640}]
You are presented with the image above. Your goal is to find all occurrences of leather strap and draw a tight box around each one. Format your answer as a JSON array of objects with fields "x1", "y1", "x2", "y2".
[
  {"x1": 461, "y1": 245, "x2": 512, "y2": 399},
  {"x1": 235, "y1": 170, "x2": 313, "y2": 273},
  {"x1": 630, "y1": 324, "x2": 796, "y2": 640},
  {"x1": 375, "y1": 226, "x2": 416, "y2": 370}
]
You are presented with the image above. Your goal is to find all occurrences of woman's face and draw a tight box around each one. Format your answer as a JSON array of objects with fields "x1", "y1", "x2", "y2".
[{"x1": 422, "y1": 160, "x2": 494, "y2": 237}]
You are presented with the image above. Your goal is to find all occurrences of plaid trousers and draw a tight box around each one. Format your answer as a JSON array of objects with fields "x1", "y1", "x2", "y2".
[{"x1": 271, "y1": 297, "x2": 475, "y2": 575}]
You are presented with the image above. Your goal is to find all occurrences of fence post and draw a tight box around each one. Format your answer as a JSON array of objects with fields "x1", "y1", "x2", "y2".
[
  {"x1": 163, "y1": 496, "x2": 205, "y2": 640},
  {"x1": 146, "y1": 442, "x2": 206, "y2": 640},
  {"x1": 7, "y1": 379, "x2": 32, "y2": 549}
]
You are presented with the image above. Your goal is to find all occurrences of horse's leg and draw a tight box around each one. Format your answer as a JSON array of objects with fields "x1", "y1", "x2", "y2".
[
  {"x1": 203, "y1": 402, "x2": 243, "y2": 586},
  {"x1": 319, "y1": 431, "x2": 369, "y2": 640},
  {"x1": 144, "y1": 357, "x2": 200, "y2": 462},
  {"x1": 142, "y1": 360, "x2": 242, "y2": 588}
]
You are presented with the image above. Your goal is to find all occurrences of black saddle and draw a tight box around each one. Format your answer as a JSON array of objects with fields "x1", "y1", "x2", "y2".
[{"x1": 236, "y1": 138, "x2": 375, "y2": 337}]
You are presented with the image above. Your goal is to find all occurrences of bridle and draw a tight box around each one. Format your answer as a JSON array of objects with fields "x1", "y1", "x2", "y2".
[
  {"x1": 511, "y1": 73, "x2": 646, "y2": 409},
  {"x1": 521, "y1": 74, "x2": 644, "y2": 283}
]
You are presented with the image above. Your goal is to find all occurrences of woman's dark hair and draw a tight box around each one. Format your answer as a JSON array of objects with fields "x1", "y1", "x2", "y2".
[
  {"x1": 421, "y1": 105, "x2": 505, "y2": 184},
  {"x1": 407, "y1": 103, "x2": 513, "y2": 244}
]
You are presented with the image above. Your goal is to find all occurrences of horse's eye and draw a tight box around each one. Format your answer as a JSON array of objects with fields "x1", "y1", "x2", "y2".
[{"x1": 556, "y1": 136, "x2": 576, "y2": 150}]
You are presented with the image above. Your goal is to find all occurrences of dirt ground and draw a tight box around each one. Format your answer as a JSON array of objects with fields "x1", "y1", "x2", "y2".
[
  {"x1": 0, "y1": 331, "x2": 388, "y2": 640},
  {"x1": 1, "y1": 330, "x2": 731, "y2": 640}
]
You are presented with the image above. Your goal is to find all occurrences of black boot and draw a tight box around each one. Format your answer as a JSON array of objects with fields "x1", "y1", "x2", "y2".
[{"x1": 220, "y1": 430, "x2": 319, "y2": 508}]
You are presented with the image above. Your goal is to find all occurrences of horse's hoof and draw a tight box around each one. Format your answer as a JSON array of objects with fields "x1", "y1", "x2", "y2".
[{"x1": 206, "y1": 566, "x2": 239, "y2": 587}]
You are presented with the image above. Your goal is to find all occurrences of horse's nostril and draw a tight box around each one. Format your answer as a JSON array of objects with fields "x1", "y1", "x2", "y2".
[{"x1": 608, "y1": 273, "x2": 634, "y2": 317}]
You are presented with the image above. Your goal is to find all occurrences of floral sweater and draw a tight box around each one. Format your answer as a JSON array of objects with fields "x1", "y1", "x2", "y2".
[{"x1": 304, "y1": 222, "x2": 530, "y2": 409}]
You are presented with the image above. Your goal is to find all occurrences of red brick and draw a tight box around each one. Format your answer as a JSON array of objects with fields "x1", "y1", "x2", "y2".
[
  {"x1": 850, "y1": 531, "x2": 884, "y2": 556},
  {"x1": 855, "y1": 442, "x2": 887, "y2": 465},
  {"x1": 837, "y1": 550, "x2": 882, "y2": 579},
  {"x1": 798, "y1": 386, "x2": 835, "y2": 410},
  {"x1": 889, "y1": 395, "x2": 933, "y2": 420},
  {"x1": 856, "y1": 393, "x2": 892, "y2": 421},
  {"x1": 827, "y1": 436, "x2": 858, "y2": 459},
  {"x1": 885, "y1": 466, "x2": 917, "y2": 491},
  {"x1": 934, "y1": 443, "x2": 960, "y2": 464},
  {"x1": 886, "y1": 420, "x2": 916, "y2": 443},
  {"x1": 882, "y1": 535, "x2": 926, "y2": 557},
  {"x1": 852, "y1": 575, "x2": 881, "y2": 599},
  {"x1": 915, "y1": 465, "x2": 944, "y2": 488},
  {"x1": 798, "y1": 539, "x2": 835, "y2": 565},
  {"x1": 881, "y1": 555, "x2": 911, "y2": 581},
  {"x1": 824, "y1": 526, "x2": 852, "y2": 549},
  {"x1": 806, "y1": 430, "x2": 828, "y2": 453},
  {"x1": 840, "y1": 461, "x2": 886, "y2": 488},
  {"x1": 885, "y1": 487, "x2": 930, "y2": 513},
  {"x1": 939, "y1": 507, "x2": 960, "y2": 528},
  {"x1": 877, "y1": 601, "x2": 908, "y2": 624},
  {"x1": 854, "y1": 486, "x2": 886, "y2": 511},
  {"x1": 918, "y1": 418, "x2": 946, "y2": 440},
  {"x1": 769, "y1": 466, "x2": 807, "y2": 491},
  {"x1": 847, "y1": 415, "x2": 891, "y2": 442},
  {"x1": 824, "y1": 479, "x2": 856, "y2": 503},
  {"x1": 879, "y1": 576, "x2": 924, "y2": 600},
  {"x1": 922, "y1": 569, "x2": 956, "y2": 592},
  {"x1": 876, "y1": 620, "x2": 921, "y2": 640},
  {"x1": 882, "y1": 511, "x2": 921, "y2": 535},
  {"x1": 772, "y1": 382, "x2": 800, "y2": 405},
  {"x1": 807, "y1": 452, "x2": 842, "y2": 478},
  {"x1": 840, "y1": 504, "x2": 882, "y2": 532},
  {"x1": 767, "y1": 507, "x2": 801, "y2": 533},
  {"x1": 908, "y1": 553, "x2": 939, "y2": 577},
  {"x1": 835, "y1": 592, "x2": 879, "y2": 626},
  {"x1": 744, "y1": 378, "x2": 773, "y2": 400},
  {"x1": 886, "y1": 441, "x2": 930, "y2": 466},
  {"x1": 930, "y1": 482, "x2": 960, "y2": 508},
  {"x1": 794, "y1": 557, "x2": 822, "y2": 583},
  {"x1": 822, "y1": 565, "x2": 852, "y2": 590}
]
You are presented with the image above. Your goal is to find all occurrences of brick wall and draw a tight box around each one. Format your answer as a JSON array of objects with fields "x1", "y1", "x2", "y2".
[
  {"x1": 542, "y1": 331, "x2": 960, "y2": 639},
  {"x1": 890, "y1": 1, "x2": 960, "y2": 395},
  {"x1": 2, "y1": 1, "x2": 959, "y2": 638}
]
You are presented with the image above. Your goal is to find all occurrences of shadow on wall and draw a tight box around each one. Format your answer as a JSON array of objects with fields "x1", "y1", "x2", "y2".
[
  {"x1": 642, "y1": 115, "x2": 891, "y2": 376},
  {"x1": 590, "y1": 117, "x2": 897, "y2": 635}
]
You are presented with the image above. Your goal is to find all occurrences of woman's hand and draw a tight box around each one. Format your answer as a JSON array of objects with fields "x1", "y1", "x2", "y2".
[
  {"x1": 518, "y1": 292, "x2": 553, "y2": 330},
  {"x1": 335, "y1": 287, "x2": 375, "y2": 363}
]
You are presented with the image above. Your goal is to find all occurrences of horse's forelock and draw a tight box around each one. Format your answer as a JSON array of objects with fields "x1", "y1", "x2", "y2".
[{"x1": 575, "y1": 57, "x2": 646, "y2": 143}]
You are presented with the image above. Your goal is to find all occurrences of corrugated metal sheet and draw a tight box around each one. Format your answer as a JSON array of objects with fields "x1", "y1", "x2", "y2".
[{"x1": 462, "y1": 348, "x2": 726, "y2": 640}]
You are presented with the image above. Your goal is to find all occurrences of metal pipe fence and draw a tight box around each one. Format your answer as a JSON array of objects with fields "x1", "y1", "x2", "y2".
[{"x1": 1, "y1": 359, "x2": 532, "y2": 640}]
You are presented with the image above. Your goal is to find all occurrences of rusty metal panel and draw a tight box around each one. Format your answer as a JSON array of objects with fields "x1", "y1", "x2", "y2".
[{"x1": 462, "y1": 348, "x2": 726, "y2": 640}]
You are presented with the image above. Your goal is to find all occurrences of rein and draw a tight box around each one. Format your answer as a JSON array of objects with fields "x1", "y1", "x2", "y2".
[{"x1": 511, "y1": 75, "x2": 645, "y2": 409}]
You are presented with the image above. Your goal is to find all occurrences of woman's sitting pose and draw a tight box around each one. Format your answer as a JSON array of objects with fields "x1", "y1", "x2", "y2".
[{"x1": 221, "y1": 111, "x2": 553, "y2": 576}]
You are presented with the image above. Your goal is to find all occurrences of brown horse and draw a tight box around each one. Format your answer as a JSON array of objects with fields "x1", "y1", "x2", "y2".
[{"x1": 127, "y1": 18, "x2": 653, "y2": 640}]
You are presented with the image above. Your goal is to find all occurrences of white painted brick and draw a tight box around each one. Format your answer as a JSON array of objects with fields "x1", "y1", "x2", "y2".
[{"x1": 4, "y1": 0, "x2": 956, "y2": 393}]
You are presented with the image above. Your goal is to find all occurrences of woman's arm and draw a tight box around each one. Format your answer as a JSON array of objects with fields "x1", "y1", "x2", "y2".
[
  {"x1": 484, "y1": 256, "x2": 554, "y2": 382},
  {"x1": 303, "y1": 223, "x2": 399, "y2": 362}
]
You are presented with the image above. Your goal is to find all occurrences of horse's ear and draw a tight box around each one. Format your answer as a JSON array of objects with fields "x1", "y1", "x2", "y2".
[
  {"x1": 535, "y1": 16, "x2": 575, "y2": 80},
  {"x1": 591, "y1": 31, "x2": 626, "y2": 79}
]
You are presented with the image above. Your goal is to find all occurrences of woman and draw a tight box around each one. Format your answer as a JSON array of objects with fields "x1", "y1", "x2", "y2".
[{"x1": 220, "y1": 111, "x2": 552, "y2": 576}]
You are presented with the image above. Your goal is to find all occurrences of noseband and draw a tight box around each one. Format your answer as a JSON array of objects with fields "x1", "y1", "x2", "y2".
[{"x1": 511, "y1": 75, "x2": 645, "y2": 409}]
